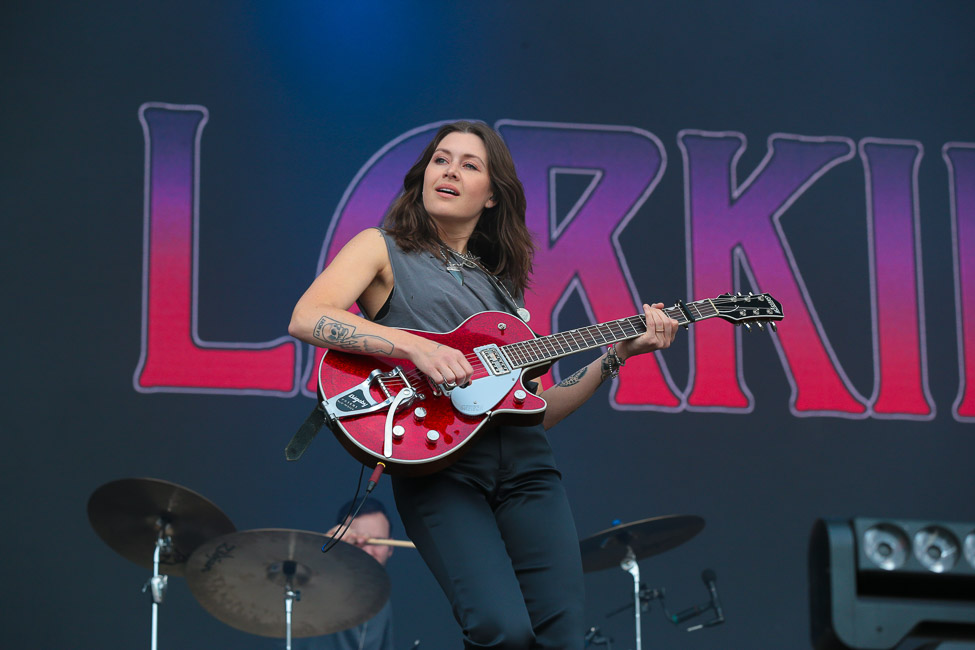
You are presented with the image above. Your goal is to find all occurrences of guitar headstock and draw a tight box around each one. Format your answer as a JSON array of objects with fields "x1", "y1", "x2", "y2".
[{"x1": 712, "y1": 292, "x2": 783, "y2": 330}]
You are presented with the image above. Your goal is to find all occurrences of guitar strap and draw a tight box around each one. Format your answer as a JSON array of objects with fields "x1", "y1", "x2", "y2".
[
  {"x1": 285, "y1": 399, "x2": 327, "y2": 461},
  {"x1": 468, "y1": 258, "x2": 533, "y2": 327}
]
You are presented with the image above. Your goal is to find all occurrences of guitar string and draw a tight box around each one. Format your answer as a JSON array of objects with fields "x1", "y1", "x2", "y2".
[
  {"x1": 384, "y1": 316, "x2": 647, "y2": 389},
  {"x1": 384, "y1": 314, "x2": 653, "y2": 386},
  {"x1": 360, "y1": 298, "x2": 773, "y2": 393},
  {"x1": 374, "y1": 318, "x2": 642, "y2": 392}
]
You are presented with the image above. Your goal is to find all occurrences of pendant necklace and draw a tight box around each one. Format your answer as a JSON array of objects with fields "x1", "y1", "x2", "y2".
[
  {"x1": 440, "y1": 245, "x2": 478, "y2": 286},
  {"x1": 439, "y1": 245, "x2": 531, "y2": 323}
]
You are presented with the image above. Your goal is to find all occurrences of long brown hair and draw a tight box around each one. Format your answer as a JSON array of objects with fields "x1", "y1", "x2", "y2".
[{"x1": 383, "y1": 121, "x2": 535, "y2": 294}]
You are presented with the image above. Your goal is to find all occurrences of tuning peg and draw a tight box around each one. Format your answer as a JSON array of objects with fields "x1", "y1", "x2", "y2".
[
  {"x1": 769, "y1": 322, "x2": 777, "y2": 332},
  {"x1": 744, "y1": 323, "x2": 751, "y2": 331},
  {"x1": 756, "y1": 322, "x2": 765, "y2": 331}
]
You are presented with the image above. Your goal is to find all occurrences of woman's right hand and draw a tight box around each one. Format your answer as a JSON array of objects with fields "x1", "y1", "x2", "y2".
[{"x1": 409, "y1": 336, "x2": 475, "y2": 387}]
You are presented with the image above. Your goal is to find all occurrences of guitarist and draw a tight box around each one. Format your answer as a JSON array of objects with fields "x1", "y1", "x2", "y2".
[{"x1": 289, "y1": 121, "x2": 679, "y2": 649}]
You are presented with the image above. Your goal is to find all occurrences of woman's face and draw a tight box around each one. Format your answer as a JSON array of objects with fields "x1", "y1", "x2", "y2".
[{"x1": 422, "y1": 131, "x2": 496, "y2": 227}]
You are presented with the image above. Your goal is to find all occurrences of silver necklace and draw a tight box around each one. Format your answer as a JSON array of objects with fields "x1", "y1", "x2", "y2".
[
  {"x1": 439, "y1": 246, "x2": 476, "y2": 286},
  {"x1": 441, "y1": 245, "x2": 479, "y2": 268},
  {"x1": 439, "y1": 245, "x2": 530, "y2": 323}
]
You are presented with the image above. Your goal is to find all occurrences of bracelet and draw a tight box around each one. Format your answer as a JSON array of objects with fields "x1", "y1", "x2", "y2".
[{"x1": 605, "y1": 345, "x2": 626, "y2": 379}]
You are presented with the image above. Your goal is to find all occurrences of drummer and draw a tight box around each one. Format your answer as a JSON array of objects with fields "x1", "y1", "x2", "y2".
[{"x1": 294, "y1": 498, "x2": 395, "y2": 650}]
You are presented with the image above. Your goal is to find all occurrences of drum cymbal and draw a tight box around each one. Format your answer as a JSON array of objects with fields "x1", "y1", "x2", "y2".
[
  {"x1": 579, "y1": 515, "x2": 705, "y2": 573},
  {"x1": 87, "y1": 477, "x2": 236, "y2": 577},
  {"x1": 185, "y1": 528, "x2": 391, "y2": 638}
]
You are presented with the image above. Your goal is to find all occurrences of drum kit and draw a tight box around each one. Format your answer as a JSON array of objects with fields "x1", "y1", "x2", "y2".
[
  {"x1": 89, "y1": 477, "x2": 711, "y2": 650},
  {"x1": 87, "y1": 478, "x2": 401, "y2": 649}
]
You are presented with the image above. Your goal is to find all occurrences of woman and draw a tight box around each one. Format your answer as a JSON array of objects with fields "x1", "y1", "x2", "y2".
[{"x1": 289, "y1": 121, "x2": 678, "y2": 649}]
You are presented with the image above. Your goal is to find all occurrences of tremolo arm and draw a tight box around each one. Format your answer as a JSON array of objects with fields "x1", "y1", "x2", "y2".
[{"x1": 321, "y1": 366, "x2": 417, "y2": 429}]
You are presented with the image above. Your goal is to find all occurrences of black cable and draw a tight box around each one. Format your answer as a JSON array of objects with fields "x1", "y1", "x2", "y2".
[
  {"x1": 320, "y1": 462, "x2": 388, "y2": 554},
  {"x1": 320, "y1": 464, "x2": 366, "y2": 553}
]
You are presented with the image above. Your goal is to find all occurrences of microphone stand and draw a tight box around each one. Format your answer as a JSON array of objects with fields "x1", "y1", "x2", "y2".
[
  {"x1": 605, "y1": 568, "x2": 726, "y2": 637},
  {"x1": 663, "y1": 569, "x2": 726, "y2": 631}
]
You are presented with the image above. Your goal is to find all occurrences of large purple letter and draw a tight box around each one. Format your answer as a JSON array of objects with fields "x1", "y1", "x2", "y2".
[
  {"x1": 945, "y1": 142, "x2": 975, "y2": 421},
  {"x1": 302, "y1": 123, "x2": 446, "y2": 393},
  {"x1": 679, "y1": 131, "x2": 866, "y2": 416},
  {"x1": 135, "y1": 103, "x2": 297, "y2": 396},
  {"x1": 498, "y1": 121, "x2": 680, "y2": 408},
  {"x1": 861, "y1": 139, "x2": 934, "y2": 418}
]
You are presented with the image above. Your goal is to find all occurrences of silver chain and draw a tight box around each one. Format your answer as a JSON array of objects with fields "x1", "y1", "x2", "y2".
[
  {"x1": 440, "y1": 245, "x2": 479, "y2": 268},
  {"x1": 439, "y1": 244, "x2": 530, "y2": 322}
]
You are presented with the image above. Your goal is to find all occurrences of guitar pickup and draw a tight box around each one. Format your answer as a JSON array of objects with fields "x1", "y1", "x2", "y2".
[
  {"x1": 475, "y1": 345, "x2": 512, "y2": 377},
  {"x1": 322, "y1": 367, "x2": 414, "y2": 422}
]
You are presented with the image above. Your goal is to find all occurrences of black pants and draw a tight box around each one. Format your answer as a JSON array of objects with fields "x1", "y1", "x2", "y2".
[{"x1": 392, "y1": 424, "x2": 585, "y2": 649}]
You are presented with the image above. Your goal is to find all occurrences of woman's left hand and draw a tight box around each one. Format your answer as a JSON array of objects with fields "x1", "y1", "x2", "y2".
[{"x1": 615, "y1": 302, "x2": 679, "y2": 361}]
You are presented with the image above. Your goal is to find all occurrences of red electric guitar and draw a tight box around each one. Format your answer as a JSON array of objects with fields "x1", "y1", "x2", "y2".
[{"x1": 316, "y1": 293, "x2": 782, "y2": 476}]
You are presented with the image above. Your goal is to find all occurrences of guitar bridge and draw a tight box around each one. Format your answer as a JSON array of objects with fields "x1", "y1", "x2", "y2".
[{"x1": 321, "y1": 367, "x2": 415, "y2": 422}]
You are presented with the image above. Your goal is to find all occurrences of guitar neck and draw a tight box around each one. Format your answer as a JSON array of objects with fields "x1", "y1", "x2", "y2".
[{"x1": 501, "y1": 298, "x2": 719, "y2": 369}]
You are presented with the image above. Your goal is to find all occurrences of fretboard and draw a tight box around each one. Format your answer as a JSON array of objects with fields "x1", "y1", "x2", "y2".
[{"x1": 501, "y1": 298, "x2": 719, "y2": 368}]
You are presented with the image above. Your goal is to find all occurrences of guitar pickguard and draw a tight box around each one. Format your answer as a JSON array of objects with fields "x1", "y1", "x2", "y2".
[{"x1": 450, "y1": 369, "x2": 522, "y2": 416}]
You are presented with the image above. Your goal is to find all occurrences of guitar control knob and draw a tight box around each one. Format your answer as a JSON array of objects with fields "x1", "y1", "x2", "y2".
[
  {"x1": 413, "y1": 407, "x2": 427, "y2": 422},
  {"x1": 513, "y1": 390, "x2": 527, "y2": 404},
  {"x1": 426, "y1": 430, "x2": 440, "y2": 443},
  {"x1": 392, "y1": 425, "x2": 405, "y2": 439}
]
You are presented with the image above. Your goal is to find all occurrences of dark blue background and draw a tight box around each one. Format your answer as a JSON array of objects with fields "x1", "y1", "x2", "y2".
[{"x1": 5, "y1": 2, "x2": 974, "y2": 648}]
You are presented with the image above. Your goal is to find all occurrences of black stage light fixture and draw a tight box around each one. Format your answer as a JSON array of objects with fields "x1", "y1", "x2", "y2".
[{"x1": 809, "y1": 517, "x2": 975, "y2": 650}]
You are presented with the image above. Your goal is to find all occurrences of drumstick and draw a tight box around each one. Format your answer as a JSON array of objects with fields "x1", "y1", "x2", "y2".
[{"x1": 365, "y1": 537, "x2": 416, "y2": 548}]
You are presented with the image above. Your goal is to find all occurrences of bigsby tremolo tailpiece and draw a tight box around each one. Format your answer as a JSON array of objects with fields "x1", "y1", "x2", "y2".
[
  {"x1": 321, "y1": 367, "x2": 415, "y2": 422},
  {"x1": 320, "y1": 366, "x2": 418, "y2": 460}
]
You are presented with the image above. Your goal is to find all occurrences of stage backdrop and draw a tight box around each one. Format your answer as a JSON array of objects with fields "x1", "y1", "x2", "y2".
[{"x1": 5, "y1": 2, "x2": 974, "y2": 648}]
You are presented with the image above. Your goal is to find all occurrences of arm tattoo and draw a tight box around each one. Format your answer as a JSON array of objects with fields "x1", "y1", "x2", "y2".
[
  {"x1": 313, "y1": 316, "x2": 394, "y2": 355},
  {"x1": 599, "y1": 354, "x2": 614, "y2": 381},
  {"x1": 557, "y1": 366, "x2": 588, "y2": 387}
]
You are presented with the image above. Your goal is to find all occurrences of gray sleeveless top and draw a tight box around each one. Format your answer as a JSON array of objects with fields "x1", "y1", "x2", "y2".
[{"x1": 364, "y1": 229, "x2": 523, "y2": 333}]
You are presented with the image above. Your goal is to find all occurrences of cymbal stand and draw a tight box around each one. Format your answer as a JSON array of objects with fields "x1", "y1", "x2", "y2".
[
  {"x1": 620, "y1": 546, "x2": 643, "y2": 650},
  {"x1": 141, "y1": 519, "x2": 171, "y2": 650},
  {"x1": 282, "y1": 560, "x2": 300, "y2": 650}
]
